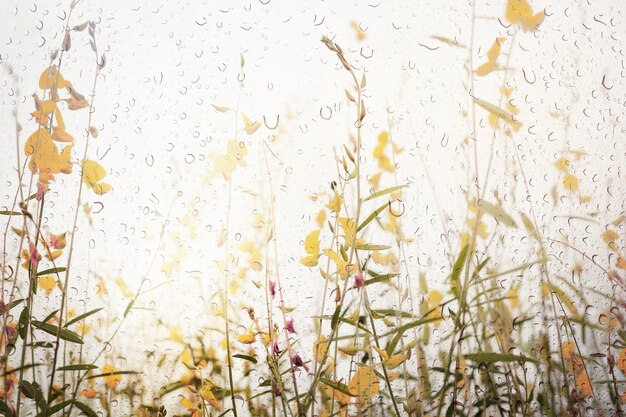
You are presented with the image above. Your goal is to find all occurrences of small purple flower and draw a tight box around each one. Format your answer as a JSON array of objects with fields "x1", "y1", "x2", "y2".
[
  {"x1": 271, "y1": 340, "x2": 281, "y2": 356},
  {"x1": 290, "y1": 354, "x2": 309, "y2": 372},
  {"x1": 29, "y1": 243, "x2": 40, "y2": 270},
  {"x1": 4, "y1": 325, "x2": 16, "y2": 341},
  {"x1": 284, "y1": 319, "x2": 296, "y2": 334},
  {"x1": 353, "y1": 272, "x2": 364, "y2": 290},
  {"x1": 272, "y1": 381, "x2": 282, "y2": 397},
  {"x1": 269, "y1": 281, "x2": 277, "y2": 299},
  {"x1": 36, "y1": 182, "x2": 45, "y2": 201}
]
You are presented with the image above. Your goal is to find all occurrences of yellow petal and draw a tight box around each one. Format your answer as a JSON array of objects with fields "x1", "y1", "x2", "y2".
[
  {"x1": 428, "y1": 290, "x2": 443, "y2": 307},
  {"x1": 326, "y1": 192, "x2": 343, "y2": 213},
  {"x1": 506, "y1": 0, "x2": 545, "y2": 32},
  {"x1": 602, "y1": 229, "x2": 619, "y2": 252},
  {"x1": 242, "y1": 113, "x2": 261, "y2": 135},
  {"x1": 101, "y1": 364, "x2": 121, "y2": 390},
  {"x1": 92, "y1": 182, "x2": 112, "y2": 195},
  {"x1": 351, "y1": 21, "x2": 366, "y2": 41},
  {"x1": 475, "y1": 61, "x2": 498, "y2": 77},
  {"x1": 45, "y1": 250, "x2": 63, "y2": 261},
  {"x1": 181, "y1": 396, "x2": 195, "y2": 410},
  {"x1": 313, "y1": 335, "x2": 328, "y2": 363},
  {"x1": 237, "y1": 333, "x2": 256, "y2": 344},
  {"x1": 372, "y1": 345, "x2": 389, "y2": 362},
  {"x1": 487, "y1": 37, "x2": 506, "y2": 61},
  {"x1": 300, "y1": 254, "x2": 320, "y2": 267},
  {"x1": 39, "y1": 66, "x2": 67, "y2": 90},
  {"x1": 201, "y1": 384, "x2": 221, "y2": 410},
  {"x1": 348, "y1": 366, "x2": 379, "y2": 405},
  {"x1": 563, "y1": 174, "x2": 579, "y2": 193},
  {"x1": 339, "y1": 345, "x2": 358, "y2": 356},
  {"x1": 304, "y1": 230, "x2": 321, "y2": 255},
  {"x1": 554, "y1": 157, "x2": 569, "y2": 171},
  {"x1": 51, "y1": 127, "x2": 74, "y2": 143},
  {"x1": 83, "y1": 159, "x2": 107, "y2": 183},
  {"x1": 25, "y1": 128, "x2": 53, "y2": 156},
  {"x1": 38, "y1": 275, "x2": 57, "y2": 295},
  {"x1": 315, "y1": 210, "x2": 327, "y2": 228},
  {"x1": 59, "y1": 144, "x2": 73, "y2": 174},
  {"x1": 385, "y1": 354, "x2": 407, "y2": 370}
]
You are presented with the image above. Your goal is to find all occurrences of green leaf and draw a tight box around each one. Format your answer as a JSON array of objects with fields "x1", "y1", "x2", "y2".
[
  {"x1": 58, "y1": 364, "x2": 98, "y2": 371},
  {"x1": 36, "y1": 400, "x2": 75, "y2": 417},
  {"x1": 247, "y1": 389, "x2": 274, "y2": 401},
  {"x1": 87, "y1": 370, "x2": 139, "y2": 380},
  {"x1": 232, "y1": 354, "x2": 257, "y2": 364},
  {"x1": 36, "y1": 267, "x2": 66, "y2": 276},
  {"x1": 18, "y1": 307, "x2": 29, "y2": 340},
  {"x1": 0, "y1": 211, "x2": 21, "y2": 216},
  {"x1": 464, "y1": 352, "x2": 537, "y2": 364},
  {"x1": 31, "y1": 321, "x2": 83, "y2": 344},
  {"x1": 364, "y1": 273, "x2": 398, "y2": 286},
  {"x1": 20, "y1": 380, "x2": 46, "y2": 411},
  {"x1": 330, "y1": 305, "x2": 341, "y2": 331},
  {"x1": 385, "y1": 316, "x2": 441, "y2": 356},
  {"x1": 357, "y1": 201, "x2": 388, "y2": 233},
  {"x1": 363, "y1": 184, "x2": 407, "y2": 202},
  {"x1": 5, "y1": 363, "x2": 42, "y2": 375},
  {"x1": 320, "y1": 377, "x2": 355, "y2": 398},
  {"x1": 482, "y1": 259, "x2": 546, "y2": 281},
  {"x1": 520, "y1": 212, "x2": 539, "y2": 240},
  {"x1": 5, "y1": 298, "x2": 25, "y2": 312},
  {"x1": 42, "y1": 309, "x2": 60, "y2": 325},
  {"x1": 355, "y1": 244, "x2": 391, "y2": 251},
  {"x1": 123, "y1": 299, "x2": 135, "y2": 318},
  {"x1": 74, "y1": 401, "x2": 98, "y2": 417},
  {"x1": 159, "y1": 381, "x2": 185, "y2": 396},
  {"x1": 336, "y1": 317, "x2": 371, "y2": 335},
  {"x1": 476, "y1": 200, "x2": 518, "y2": 228},
  {"x1": 0, "y1": 399, "x2": 12, "y2": 416},
  {"x1": 65, "y1": 308, "x2": 103, "y2": 328},
  {"x1": 450, "y1": 245, "x2": 469, "y2": 299},
  {"x1": 474, "y1": 98, "x2": 522, "y2": 130}
]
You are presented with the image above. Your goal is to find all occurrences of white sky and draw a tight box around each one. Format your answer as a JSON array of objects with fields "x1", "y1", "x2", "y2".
[{"x1": 1, "y1": 0, "x2": 625, "y2": 410}]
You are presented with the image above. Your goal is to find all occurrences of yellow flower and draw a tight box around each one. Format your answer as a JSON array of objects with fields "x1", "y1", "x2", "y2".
[
  {"x1": 575, "y1": 372, "x2": 592, "y2": 397},
  {"x1": 349, "y1": 366, "x2": 379, "y2": 407},
  {"x1": 618, "y1": 348, "x2": 626, "y2": 375},
  {"x1": 82, "y1": 160, "x2": 112, "y2": 195},
  {"x1": 38, "y1": 275, "x2": 57, "y2": 295},
  {"x1": 300, "y1": 230, "x2": 321, "y2": 267},
  {"x1": 505, "y1": 0, "x2": 545, "y2": 32},
  {"x1": 101, "y1": 364, "x2": 121, "y2": 390}
]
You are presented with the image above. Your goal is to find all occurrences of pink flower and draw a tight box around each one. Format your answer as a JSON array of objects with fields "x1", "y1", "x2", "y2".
[
  {"x1": 36, "y1": 182, "x2": 45, "y2": 201},
  {"x1": 28, "y1": 242, "x2": 40, "y2": 270},
  {"x1": 290, "y1": 354, "x2": 309, "y2": 372},
  {"x1": 4, "y1": 325, "x2": 16, "y2": 341},
  {"x1": 284, "y1": 319, "x2": 296, "y2": 334},
  {"x1": 49, "y1": 232, "x2": 67, "y2": 250},
  {"x1": 269, "y1": 281, "x2": 276, "y2": 299},
  {"x1": 271, "y1": 340, "x2": 281, "y2": 356},
  {"x1": 272, "y1": 381, "x2": 282, "y2": 397},
  {"x1": 353, "y1": 272, "x2": 364, "y2": 289}
]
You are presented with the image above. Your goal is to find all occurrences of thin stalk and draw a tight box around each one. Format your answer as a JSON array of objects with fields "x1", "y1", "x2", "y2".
[{"x1": 45, "y1": 55, "x2": 101, "y2": 415}]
